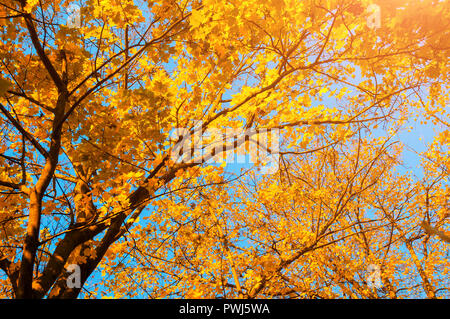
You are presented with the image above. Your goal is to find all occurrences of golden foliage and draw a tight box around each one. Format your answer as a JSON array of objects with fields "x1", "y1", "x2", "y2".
[{"x1": 0, "y1": 0, "x2": 448, "y2": 299}]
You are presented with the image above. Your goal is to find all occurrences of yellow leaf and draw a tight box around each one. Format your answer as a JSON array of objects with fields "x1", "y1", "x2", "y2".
[{"x1": 24, "y1": 0, "x2": 39, "y2": 13}]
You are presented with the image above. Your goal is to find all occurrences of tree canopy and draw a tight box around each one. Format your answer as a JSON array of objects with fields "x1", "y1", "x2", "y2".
[{"x1": 0, "y1": 0, "x2": 448, "y2": 299}]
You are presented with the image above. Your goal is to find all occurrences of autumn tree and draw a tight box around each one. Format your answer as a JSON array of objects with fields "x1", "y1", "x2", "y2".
[{"x1": 0, "y1": 0, "x2": 448, "y2": 298}]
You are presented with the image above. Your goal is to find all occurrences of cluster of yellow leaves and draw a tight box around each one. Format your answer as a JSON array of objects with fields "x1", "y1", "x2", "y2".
[{"x1": 0, "y1": 0, "x2": 449, "y2": 299}]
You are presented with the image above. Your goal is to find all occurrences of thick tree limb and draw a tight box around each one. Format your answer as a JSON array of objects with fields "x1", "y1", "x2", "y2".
[{"x1": 17, "y1": 90, "x2": 68, "y2": 298}]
